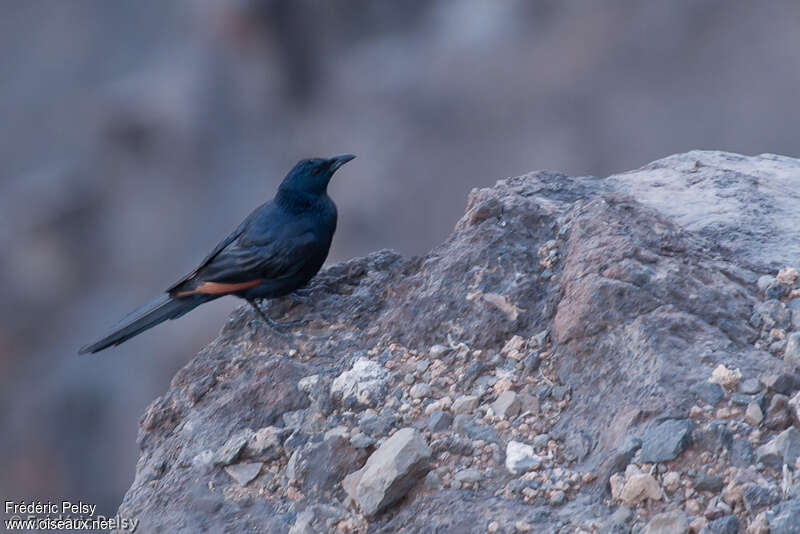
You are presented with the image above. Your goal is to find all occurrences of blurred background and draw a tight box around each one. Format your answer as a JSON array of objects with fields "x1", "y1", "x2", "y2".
[{"x1": 2, "y1": 0, "x2": 799, "y2": 516}]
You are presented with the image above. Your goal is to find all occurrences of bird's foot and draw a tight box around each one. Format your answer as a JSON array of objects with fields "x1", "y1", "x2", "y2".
[
  {"x1": 247, "y1": 300, "x2": 305, "y2": 333},
  {"x1": 289, "y1": 289, "x2": 313, "y2": 303}
]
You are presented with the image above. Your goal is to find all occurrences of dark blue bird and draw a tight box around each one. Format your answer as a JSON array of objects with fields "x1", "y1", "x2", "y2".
[{"x1": 80, "y1": 154, "x2": 355, "y2": 354}]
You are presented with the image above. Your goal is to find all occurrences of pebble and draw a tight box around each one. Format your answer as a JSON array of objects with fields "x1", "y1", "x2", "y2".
[
  {"x1": 549, "y1": 490, "x2": 566, "y2": 505},
  {"x1": 429, "y1": 345, "x2": 450, "y2": 359},
  {"x1": 454, "y1": 468, "x2": 483, "y2": 484},
  {"x1": 640, "y1": 419, "x2": 693, "y2": 463},
  {"x1": 428, "y1": 410, "x2": 453, "y2": 433},
  {"x1": 505, "y1": 441, "x2": 541, "y2": 475},
  {"x1": 350, "y1": 433, "x2": 375, "y2": 449},
  {"x1": 532, "y1": 433, "x2": 550, "y2": 450},
  {"x1": 694, "y1": 472, "x2": 724, "y2": 493},
  {"x1": 452, "y1": 395, "x2": 480, "y2": 415},
  {"x1": 785, "y1": 332, "x2": 800, "y2": 365},
  {"x1": 642, "y1": 509, "x2": 688, "y2": 534},
  {"x1": 694, "y1": 382, "x2": 725, "y2": 405},
  {"x1": 738, "y1": 378, "x2": 762, "y2": 395},
  {"x1": 745, "y1": 402, "x2": 764, "y2": 427},
  {"x1": 709, "y1": 364, "x2": 741, "y2": 389},
  {"x1": 708, "y1": 514, "x2": 739, "y2": 534},
  {"x1": 662, "y1": 471, "x2": 680, "y2": 493},
  {"x1": 224, "y1": 462, "x2": 262, "y2": 486},
  {"x1": 410, "y1": 382, "x2": 432, "y2": 399},
  {"x1": 492, "y1": 390, "x2": 520, "y2": 419},
  {"x1": 619, "y1": 473, "x2": 661, "y2": 505}
]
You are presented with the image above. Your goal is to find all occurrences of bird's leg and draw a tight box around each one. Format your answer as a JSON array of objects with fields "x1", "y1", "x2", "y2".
[
  {"x1": 289, "y1": 289, "x2": 312, "y2": 303},
  {"x1": 247, "y1": 299, "x2": 304, "y2": 331}
]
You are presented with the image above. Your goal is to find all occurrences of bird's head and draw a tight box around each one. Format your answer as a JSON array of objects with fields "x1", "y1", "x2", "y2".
[{"x1": 279, "y1": 154, "x2": 356, "y2": 195}]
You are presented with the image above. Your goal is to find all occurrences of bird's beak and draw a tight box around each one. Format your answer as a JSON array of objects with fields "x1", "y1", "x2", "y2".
[{"x1": 328, "y1": 154, "x2": 356, "y2": 172}]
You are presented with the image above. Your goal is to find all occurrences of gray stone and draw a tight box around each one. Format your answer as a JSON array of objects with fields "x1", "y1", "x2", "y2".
[
  {"x1": 331, "y1": 357, "x2": 390, "y2": 408},
  {"x1": 757, "y1": 275, "x2": 776, "y2": 294},
  {"x1": 693, "y1": 473, "x2": 723, "y2": 493},
  {"x1": 738, "y1": 378, "x2": 761, "y2": 395},
  {"x1": 760, "y1": 372, "x2": 800, "y2": 395},
  {"x1": 343, "y1": 428, "x2": 432, "y2": 517},
  {"x1": 643, "y1": 509, "x2": 689, "y2": 534},
  {"x1": 452, "y1": 394, "x2": 479, "y2": 415},
  {"x1": 707, "y1": 515, "x2": 739, "y2": 534},
  {"x1": 409, "y1": 382, "x2": 432, "y2": 399},
  {"x1": 533, "y1": 433, "x2": 550, "y2": 450},
  {"x1": 453, "y1": 468, "x2": 483, "y2": 484},
  {"x1": 745, "y1": 402, "x2": 764, "y2": 426},
  {"x1": 350, "y1": 433, "x2": 375, "y2": 449},
  {"x1": 788, "y1": 297, "x2": 800, "y2": 312},
  {"x1": 428, "y1": 410, "x2": 452, "y2": 433},
  {"x1": 693, "y1": 382, "x2": 725, "y2": 406},
  {"x1": 246, "y1": 426, "x2": 289, "y2": 460},
  {"x1": 640, "y1": 419, "x2": 693, "y2": 463},
  {"x1": 505, "y1": 441, "x2": 540, "y2": 474},
  {"x1": 423, "y1": 470, "x2": 442, "y2": 490},
  {"x1": 452, "y1": 414, "x2": 498, "y2": 443},
  {"x1": 756, "y1": 427, "x2": 800, "y2": 469},
  {"x1": 786, "y1": 332, "x2": 800, "y2": 365},
  {"x1": 224, "y1": 462, "x2": 262, "y2": 486},
  {"x1": 289, "y1": 504, "x2": 346, "y2": 534},
  {"x1": 286, "y1": 429, "x2": 367, "y2": 497},
  {"x1": 741, "y1": 483, "x2": 780, "y2": 513},
  {"x1": 491, "y1": 390, "x2": 520, "y2": 419},
  {"x1": 767, "y1": 499, "x2": 800, "y2": 534},
  {"x1": 213, "y1": 430, "x2": 251, "y2": 465}
]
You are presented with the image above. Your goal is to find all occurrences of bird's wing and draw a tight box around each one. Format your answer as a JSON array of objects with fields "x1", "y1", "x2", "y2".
[
  {"x1": 166, "y1": 217, "x2": 250, "y2": 293},
  {"x1": 193, "y1": 229, "x2": 319, "y2": 285}
]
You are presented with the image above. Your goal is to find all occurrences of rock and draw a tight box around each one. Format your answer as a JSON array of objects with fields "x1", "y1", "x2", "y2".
[
  {"x1": 619, "y1": 473, "x2": 661, "y2": 505},
  {"x1": 289, "y1": 504, "x2": 347, "y2": 534},
  {"x1": 767, "y1": 499, "x2": 800, "y2": 534},
  {"x1": 788, "y1": 391, "x2": 800, "y2": 426},
  {"x1": 429, "y1": 345, "x2": 450, "y2": 359},
  {"x1": 785, "y1": 332, "x2": 800, "y2": 365},
  {"x1": 286, "y1": 428, "x2": 367, "y2": 497},
  {"x1": 708, "y1": 515, "x2": 739, "y2": 534},
  {"x1": 757, "y1": 275, "x2": 776, "y2": 294},
  {"x1": 694, "y1": 382, "x2": 725, "y2": 405},
  {"x1": 501, "y1": 335, "x2": 527, "y2": 361},
  {"x1": 423, "y1": 470, "x2": 442, "y2": 490},
  {"x1": 297, "y1": 374, "x2": 320, "y2": 395},
  {"x1": 492, "y1": 391, "x2": 520, "y2": 419},
  {"x1": 709, "y1": 365, "x2": 741, "y2": 390},
  {"x1": 505, "y1": 441, "x2": 541, "y2": 475},
  {"x1": 694, "y1": 473, "x2": 724, "y2": 493},
  {"x1": 643, "y1": 509, "x2": 689, "y2": 534},
  {"x1": 532, "y1": 433, "x2": 550, "y2": 450},
  {"x1": 428, "y1": 410, "x2": 452, "y2": 433},
  {"x1": 224, "y1": 462, "x2": 262, "y2": 486},
  {"x1": 776, "y1": 266, "x2": 799, "y2": 285},
  {"x1": 640, "y1": 419, "x2": 693, "y2": 463},
  {"x1": 115, "y1": 153, "x2": 800, "y2": 531},
  {"x1": 344, "y1": 428, "x2": 431, "y2": 517},
  {"x1": 764, "y1": 393, "x2": 792, "y2": 430},
  {"x1": 756, "y1": 427, "x2": 800, "y2": 469},
  {"x1": 213, "y1": 430, "x2": 251, "y2": 465},
  {"x1": 452, "y1": 395, "x2": 479, "y2": 415},
  {"x1": 745, "y1": 402, "x2": 764, "y2": 426},
  {"x1": 350, "y1": 433, "x2": 375, "y2": 449},
  {"x1": 331, "y1": 357, "x2": 390, "y2": 408},
  {"x1": 409, "y1": 382, "x2": 432, "y2": 399},
  {"x1": 741, "y1": 483, "x2": 780, "y2": 513},
  {"x1": 453, "y1": 468, "x2": 483, "y2": 484},
  {"x1": 662, "y1": 471, "x2": 681, "y2": 493},
  {"x1": 246, "y1": 426, "x2": 288, "y2": 460},
  {"x1": 738, "y1": 378, "x2": 762, "y2": 395},
  {"x1": 760, "y1": 372, "x2": 800, "y2": 395}
]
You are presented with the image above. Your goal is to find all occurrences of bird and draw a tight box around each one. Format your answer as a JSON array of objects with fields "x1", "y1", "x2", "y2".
[{"x1": 79, "y1": 154, "x2": 355, "y2": 354}]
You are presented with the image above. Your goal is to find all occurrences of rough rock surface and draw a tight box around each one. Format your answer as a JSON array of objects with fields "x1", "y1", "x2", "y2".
[{"x1": 117, "y1": 151, "x2": 800, "y2": 533}]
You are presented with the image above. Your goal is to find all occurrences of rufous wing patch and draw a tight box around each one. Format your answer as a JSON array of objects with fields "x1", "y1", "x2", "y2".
[{"x1": 177, "y1": 279, "x2": 261, "y2": 296}]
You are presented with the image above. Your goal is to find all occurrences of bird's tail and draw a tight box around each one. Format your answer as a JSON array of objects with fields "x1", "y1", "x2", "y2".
[{"x1": 79, "y1": 294, "x2": 213, "y2": 354}]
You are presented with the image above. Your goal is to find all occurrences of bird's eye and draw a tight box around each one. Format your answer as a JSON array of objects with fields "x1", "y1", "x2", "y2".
[{"x1": 311, "y1": 167, "x2": 321, "y2": 175}]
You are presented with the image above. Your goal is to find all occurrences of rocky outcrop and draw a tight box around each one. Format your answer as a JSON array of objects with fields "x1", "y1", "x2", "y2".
[{"x1": 118, "y1": 151, "x2": 800, "y2": 533}]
